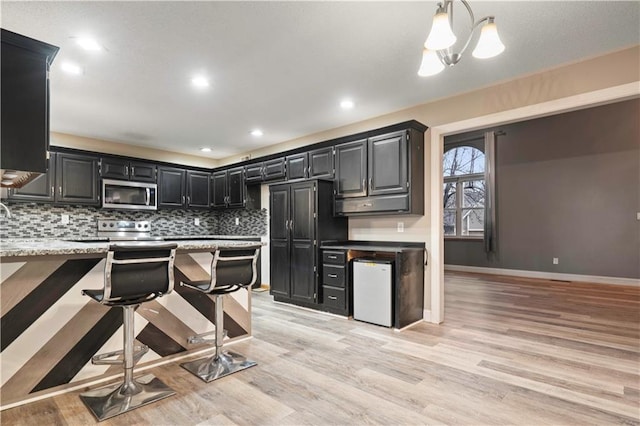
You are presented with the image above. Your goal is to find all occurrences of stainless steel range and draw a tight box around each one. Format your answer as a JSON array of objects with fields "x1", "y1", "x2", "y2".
[{"x1": 97, "y1": 220, "x2": 163, "y2": 241}]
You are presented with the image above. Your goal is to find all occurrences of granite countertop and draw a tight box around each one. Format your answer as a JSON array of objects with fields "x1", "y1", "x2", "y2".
[
  {"x1": 0, "y1": 238, "x2": 264, "y2": 258},
  {"x1": 320, "y1": 241, "x2": 426, "y2": 253}
]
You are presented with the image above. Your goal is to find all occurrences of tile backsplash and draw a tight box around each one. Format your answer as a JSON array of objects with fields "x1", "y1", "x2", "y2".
[{"x1": 0, "y1": 202, "x2": 267, "y2": 239}]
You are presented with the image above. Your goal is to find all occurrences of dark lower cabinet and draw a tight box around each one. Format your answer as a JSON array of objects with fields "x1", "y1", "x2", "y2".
[
  {"x1": 321, "y1": 249, "x2": 349, "y2": 315},
  {"x1": 269, "y1": 180, "x2": 348, "y2": 308},
  {"x1": 56, "y1": 152, "x2": 99, "y2": 205}
]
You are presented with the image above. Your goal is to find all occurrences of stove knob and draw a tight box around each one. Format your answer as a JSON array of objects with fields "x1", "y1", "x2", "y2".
[
  {"x1": 102, "y1": 223, "x2": 107, "y2": 227},
  {"x1": 144, "y1": 224, "x2": 149, "y2": 228},
  {"x1": 109, "y1": 223, "x2": 114, "y2": 228}
]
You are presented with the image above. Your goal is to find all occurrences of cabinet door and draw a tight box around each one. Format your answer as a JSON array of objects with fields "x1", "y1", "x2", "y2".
[
  {"x1": 368, "y1": 131, "x2": 408, "y2": 196},
  {"x1": 211, "y1": 171, "x2": 228, "y2": 208},
  {"x1": 290, "y1": 182, "x2": 316, "y2": 303},
  {"x1": 100, "y1": 157, "x2": 129, "y2": 180},
  {"x1": 56, "y1": 153, "x2": 99, "y2": 205},
  {"x1": 286, "y1": 153, "x2": 308, "y2": 181},
  {"x1": 335, "y1": 139, "x2": 367, "y2": 198},
  {"x1": 263, "y1": 158, "x2": 286, "y2": 181},
  {"x1": 244, "y1": 163, "x2": 263, "y2": 183},
  {"x1": 269, "y1": 185, "x2": 290, "y2": 297},
  {"x1": 8, "y1": 154, "x2": 55, "y2": 202},
  {"x1": 130, "y1": 161, "x2": 157, "y2": 183},
  {"x1": 227, "y1": 167, "x2": 245, "y2": 208},
  {"x1": 1, "y1": 31, "x2": 55, "y2": 174},
  {"x1": 309, "y1": 147, "x2": 334, "y2": 179},
  {"x1": 187, "y1": 171, "x2": 211, "y2": 208},
  {"x1": 158, "y1": 167, "x2": 186, "y2": 208}
]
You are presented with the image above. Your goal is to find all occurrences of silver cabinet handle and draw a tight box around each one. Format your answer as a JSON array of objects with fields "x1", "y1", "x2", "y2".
[
  {"x1": 124, "y1": 166, "x2": 129, "y2": 176},
  {"x1": 362, "y1": 203, "x2": 372, "y2": 207},
  {"x1": 182, "y1": 195, "x2": 185, "y2": 205},
  {"x1": 51, "y1": 186, "x2": 54, "y2": 196},
  {"x1": 187, "y1": 195, "x2": 191, "y2": 205},
  {"x1": 328, "y1": 296, "x2": 337, "y2": 300},
  {"x1": 131, "y1": 166, "x2": 135, "y2": 176},
  {"x1": 362, "y1": 178, "x2": 366, "y2": 190},
  {"x1": 328, "y1": 255, "x2": 337, "y2": 259},
  {"x1": 368, "y1": 177, "x2": 372, "y2": 190},
  {"x1": 58, "y1": 186, "x2": 62, "y2": 196},
  {"x1": 289, "y1": 220, "x2": 293, "y2": 230},
  {"x1": 328, "y1": 274, "x2": 338, "y2": 278}
]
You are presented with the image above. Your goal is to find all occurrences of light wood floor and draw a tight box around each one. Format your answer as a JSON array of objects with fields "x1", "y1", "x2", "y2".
[{"x1": 2, "y1": 272, "x2": 639, "y2": 425}]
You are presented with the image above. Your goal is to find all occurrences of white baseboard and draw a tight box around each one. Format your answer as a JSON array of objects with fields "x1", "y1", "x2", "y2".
[
  {"x1": 423, "y1": 309, "x2": 432, "y2": 323},
  {"x1": 444, "y1": 264, "x2": 640, "y2": 287}
]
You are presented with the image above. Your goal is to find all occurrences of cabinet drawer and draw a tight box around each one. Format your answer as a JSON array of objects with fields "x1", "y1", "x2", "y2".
[
  {"x1": 322, "y1": 250, "x2": 345, "y2": 264},
  {"x1": 323, "y1": 265, "x2": 345, "y2": 288},
  {"x1": 323, "y1": 286, "x2": 346, "y2": 310}
]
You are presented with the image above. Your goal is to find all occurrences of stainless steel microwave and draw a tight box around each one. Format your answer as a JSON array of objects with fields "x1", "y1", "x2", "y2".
[{"x1": 102, "y1": 179, "x2": 157, "y2": 210}]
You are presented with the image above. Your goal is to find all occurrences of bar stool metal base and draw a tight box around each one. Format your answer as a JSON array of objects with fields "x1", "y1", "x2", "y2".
[
  {"x1": 180, "y1": 351, "x2": 257, "y2": 382},
  {"x1": 79, "y1": 374, "x2": 175, "y2": 421}
]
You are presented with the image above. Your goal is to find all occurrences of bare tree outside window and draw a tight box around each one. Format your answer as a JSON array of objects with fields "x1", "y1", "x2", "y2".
[{"x1": 443, "y1": 146, "x2": 485, "y2": 237}]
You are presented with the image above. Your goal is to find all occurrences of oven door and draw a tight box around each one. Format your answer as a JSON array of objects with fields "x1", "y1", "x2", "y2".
[{"x1": 102, "y1": 179, "x2": 157, "y2": 210}]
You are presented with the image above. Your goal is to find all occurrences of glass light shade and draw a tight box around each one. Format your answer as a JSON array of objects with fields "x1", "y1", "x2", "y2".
[
  {"x1": 424, "y1": 12, "x2": 457, "y2": 50},
  {"x1": 418, "y1": 48, "x2": 445, "y2": 77},
  {"x1": 472, "y1": 22, "x2": 505, "y2": 59}
]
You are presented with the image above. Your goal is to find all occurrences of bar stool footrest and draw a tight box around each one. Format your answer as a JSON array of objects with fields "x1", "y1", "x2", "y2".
[
  {"x1": 187, "y1": 329, "x2": 227, "y2": 345},
  {"x1": 79, "y1": 373, "x2": 175, "y2": 421},
  {"x1": 91, "y1": 345, "x2": 149, "y2": 365},
  {"x1": 180, "y1": 351, "x2": 257, "y2": 383}
]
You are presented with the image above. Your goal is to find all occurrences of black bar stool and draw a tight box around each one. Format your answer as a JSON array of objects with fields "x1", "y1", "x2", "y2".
[
  {"x1": 180, "y1": 247, "x2": 260, "y2": 382},
  {"x1": 79, "y1": 242, "x2": 178, "y2": 422}
]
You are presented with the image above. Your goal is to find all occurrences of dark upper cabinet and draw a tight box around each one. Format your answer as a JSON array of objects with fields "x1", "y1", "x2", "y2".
[
  {"x1": 308, "y1": 147, "x2": 334, "y2": 179},
  {"x1": 7, "y1": 153, "x2": 56, "y2": 202},
  {"x1": 244, "y1": 163, "x2": 264, "y2": 184},
  {"x1": 227, "y1": 167, "x2": 245, "y2": 208},
  {"x1": 56, "y1": 152, "x2": 100, "y2": 205},
  {"x1": 263, "y1": 157, "x2": 286, "y2": 181},
  {"x1": 286, "y1": 153, "x2": 308, "y2": 181},
  {"x1": 186, "y1": 170, "x2": 211, "y2": 208},
  {"x1": 1, "y1": 29, "x2": 58, "y2": 177},
  {"x1": 100, "y1": 158, "x2": 157, "y2": 182},
  {"x1": 368, "y1": 131, "x2": 408, "y2": 196},
  {"x1": 334, "y1": 139, "x2": 367, "y2": 198},
  {"x1": 334, "y1": 128, "x2": 424, "y2": 216},
  {"x1": 158, "y1": 166, "x2": 186, "y2": 208},
  {"x1": 212, "y1": 167, "x2": 250, "y2": 209},
  {"x1": 269, "y1": 180, "x2": 348, "y2": 308}
]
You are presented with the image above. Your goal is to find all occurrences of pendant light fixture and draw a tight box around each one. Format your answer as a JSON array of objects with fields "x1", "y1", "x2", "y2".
[{"x1": 418, "y1": 0, "x2": 505, "y2": 77}]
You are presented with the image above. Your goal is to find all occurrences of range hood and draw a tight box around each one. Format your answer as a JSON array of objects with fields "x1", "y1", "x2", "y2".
[{"x1": 0, "y1": 169, "x2": 41, "y2": 188}]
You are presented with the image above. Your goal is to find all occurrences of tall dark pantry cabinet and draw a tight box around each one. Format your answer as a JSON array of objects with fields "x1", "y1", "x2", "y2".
[{"x1": 269, "y1": 180, "x2": 348, "y2": 308}]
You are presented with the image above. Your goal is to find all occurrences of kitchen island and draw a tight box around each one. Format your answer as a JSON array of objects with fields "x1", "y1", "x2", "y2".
[{"x1": 0, "y1": 238, "x2": 263, "y2": 408}]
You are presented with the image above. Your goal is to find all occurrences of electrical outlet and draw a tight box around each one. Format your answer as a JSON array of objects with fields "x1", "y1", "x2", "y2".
[
  {"x1": 61, "y1": 214, "x2": 70, "y2": 225},
  {"x1": 235, "y1": 217, "x2": 240, "y2": 226},
  {"x1": 397, "y1": 222, "x2": 404, "y2": 233},
  {"x1": 553, "y1": 257, "x2": 559, "y2": 265},
  {"x1": 194, "y1": 218, "x2": 200, "y2": 226}
]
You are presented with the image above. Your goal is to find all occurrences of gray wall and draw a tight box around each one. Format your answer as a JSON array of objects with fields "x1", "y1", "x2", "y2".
[{"x1": 444, "y1": 99, "x2": 640, "y2": 279}]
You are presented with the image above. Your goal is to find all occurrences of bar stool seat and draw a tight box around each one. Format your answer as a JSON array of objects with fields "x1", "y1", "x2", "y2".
[
  {"x1": 180, "y1": 247, "x2": 260, "y2": 382},
  {"x1": 79, "y1": 242, "x2": 178, "y2": 422}
]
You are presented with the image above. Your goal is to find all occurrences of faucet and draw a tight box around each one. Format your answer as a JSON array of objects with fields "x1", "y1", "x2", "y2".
[{"x1": 0, "y1": 202, "x2": 11, "y2": 218}]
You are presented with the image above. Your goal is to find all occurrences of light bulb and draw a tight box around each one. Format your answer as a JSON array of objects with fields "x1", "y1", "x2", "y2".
[
  {"x1": 424, "y1": 11, "x2": 457, "y2": 50},
  {"x1": 418, "y1": 48, "x2": 445, "y2": 77},
  {"x1": 472, "y1": 20, "x2": 505, "y2": 59}
]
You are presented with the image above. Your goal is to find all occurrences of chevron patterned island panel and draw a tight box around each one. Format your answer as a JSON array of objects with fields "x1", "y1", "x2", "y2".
[{"x1": 0, "y1": 244, "x2": 257, "y2": 408}]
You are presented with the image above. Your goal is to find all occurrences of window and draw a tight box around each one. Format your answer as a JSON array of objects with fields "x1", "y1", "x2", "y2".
[{"x1": 443, "y1": 146, "x2": 485, "y2": 238}]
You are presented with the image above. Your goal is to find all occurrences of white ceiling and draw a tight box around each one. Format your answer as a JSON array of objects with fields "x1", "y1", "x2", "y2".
[{"x1": 2, "y1": 1, "x2": 639, "y2": 160}]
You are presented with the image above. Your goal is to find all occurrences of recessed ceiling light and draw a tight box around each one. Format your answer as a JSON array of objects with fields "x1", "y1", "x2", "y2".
[
  {"x1": 76, "y1": 37, "x2": 102, "y2": 51},
  {"x1": 250, "y1": 129, "x2": 263, "y2": 137},
  {"x1": 200, "y1": 147, "x2": 212, "y2": 152},
  {"x1": 191, "y1": 76, "x2": 210, "y2": 88},
  {"x1": 340, "y1": 99, "x2": 355, "y2": 109},
  {"x1": 61, "y1": 61, "x2": 83, "y2": 75}
]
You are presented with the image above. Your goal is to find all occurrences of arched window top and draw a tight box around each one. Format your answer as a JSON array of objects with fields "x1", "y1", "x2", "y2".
[{"x1": 443, "y1": 146, "x2": 485, "y2": 177}]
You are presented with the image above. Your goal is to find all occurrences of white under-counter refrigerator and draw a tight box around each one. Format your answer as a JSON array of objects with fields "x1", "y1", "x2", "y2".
[{"x1": 352, "y1": 259, "x2": 394, "y2": 327}]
